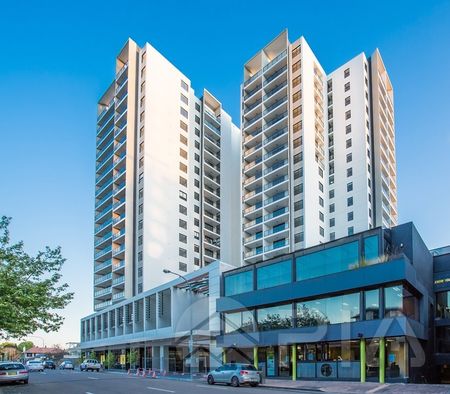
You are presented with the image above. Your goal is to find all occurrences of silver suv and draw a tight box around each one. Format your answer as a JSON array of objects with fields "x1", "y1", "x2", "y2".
[
  {"x1": 80, "y1": 359, "x2": 102, "y2": 372},
  {"x1": 207, "y1": 363, "x2": 260, "y2": 387}
]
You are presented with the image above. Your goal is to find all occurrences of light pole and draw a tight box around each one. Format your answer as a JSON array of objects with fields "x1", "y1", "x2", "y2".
[{"x1": 163, "y1": 269, "x2": 194, "y2": 375}]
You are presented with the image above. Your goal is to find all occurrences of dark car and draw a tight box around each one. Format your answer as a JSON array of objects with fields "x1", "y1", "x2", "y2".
[{"x1": 43, "y1": 360, "x2": 56, "y2": 370}]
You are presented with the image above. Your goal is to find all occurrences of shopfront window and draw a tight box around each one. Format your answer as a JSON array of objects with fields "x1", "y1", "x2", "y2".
[
  {"x1": 385, "y1": 337, "x2": 408, "y2": 379},
  {"x1": 257, "y1": 304, "x2": 293, "y2": 331},
  {"x1": 224, "y1": 310, "x2": 254, "y2": 333},
  {"x1": 257, "y1": 259, "x2": 292, "y2": 290},
  {"x1": 436, "y1": 291, "x2": 450, "y2": 319},
  {"x1": 365, "y1": 289, "x2": 380, "y2": 320},
  {"x1": 224, "y1": 270, "x2": 253, "y2": 296},
  {"x1": 436, "y1": 326, "x2": 450, "y2": 353},
  {"x1": 296, "y1": 292, "x2": 360, "y2": 327},
  {"x1": 363, "y1": 235, "x2": 380, "y2": 265},
  {"x1": 296, "y1": 241, "x2": 359, "y2": 281}
]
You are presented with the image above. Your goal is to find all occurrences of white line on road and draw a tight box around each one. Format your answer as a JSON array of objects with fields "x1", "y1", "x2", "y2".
[
  {"x1": 86, "y1": 392, "x2": 95, "y2": 394},
  {"x1": 367, "y1": 385, "x2": 389, "y2": 393},
  {"x1": 195, "y1": 384, "x2": 227, "y2": 390},
  {"x1": 87, "y1": 376, "x2": 99, "y2": 380},
  {"x1": 146, "y1": 387, "x2": 175, "y2": 393}
]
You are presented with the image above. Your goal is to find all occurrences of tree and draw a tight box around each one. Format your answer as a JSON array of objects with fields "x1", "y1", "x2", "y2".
[
  {"x1": 105, "y1": 351, "x2": 115, "y2": 369},
  {"x1": 17, "y1": 341, "x2": 34, "y2": 352},
  {"x1": 127, "y1": 349, "x2": 138, "y2": 368},
  {"x1": 0, "y1": 216, "x2": 73, "y2": 339}
]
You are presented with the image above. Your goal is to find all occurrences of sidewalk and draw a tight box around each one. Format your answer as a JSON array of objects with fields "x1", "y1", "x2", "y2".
[{"x1": 261, "y1": 379, "x2": 450, "y2": 393}]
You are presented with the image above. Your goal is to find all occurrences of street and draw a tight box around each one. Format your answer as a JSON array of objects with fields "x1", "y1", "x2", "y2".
[{"x1": 0, "y1": 370, "x2": 321, "y2": 394}]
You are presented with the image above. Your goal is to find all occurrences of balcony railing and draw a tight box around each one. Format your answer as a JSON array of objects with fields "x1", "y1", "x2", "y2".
[
  {"x1": 263, "y1": 111, "x2": 288, "y2": 130},
  {"x1": 262, "y1": 49, "x2": 287, "y2": 73},
  {"x1": 94, "y1": 272, "x2": 112, "y2": 285},
  {"x1": 263, "y1": 96, "x2": 288, "y2": 116},
  {"x1": 264, "y1": 175, "x2": 288, "y2": 191},
  {"x1": 94, "y1": 231, "x2": 112, "y2": 247},
  {"x1": 112, "y1": 276, "x2": 125, "y2": 286},
  {"x1": 264, "y1": 127, "x2": 288, "y2": 145},
  {"x1": 204, "y1": 120, "x2": 221, "y2": 135},
  {"x1": 264, "y1": 191, "x2": 288, "y2": 206},
  {"x1": 264, "y1": 159, "x2": 288, "y2": 175},
  {"x1": 94, "y1": 245, "x2": 112, "y2": 259},
  {"x1": 264, "y1": 239, "x2": 289, "y2": 252},
  {"x1": 243, "y1": 69, "x2": 262, "y2": 87},
  {"x1": 263, "y1": 81, "x2": 287, "y2": 101},
  {"x1": 244, "y1": 98, "x2": 262, "y2": 115},
  {"x1": 243, "y1": 186, "x2": 263, "y2": 200},
  {"x1": 96, "y1": 153, "x2": 114, "y2": 171},
  {"x1": 243, "y1": 113, "x2": 262, "y2": 129},
  {"x1": 94, "y1": 300, "x2": 112, "y2": 310},
  {"x1": 264, "y1": 64, "x2": 287, "y2": 85},
  {"x1": 264, "y1": 223, "x2": 288, "y2": 237},
  {"x1": 95, "y1": 218, "x2": 113, "y2": 233},
  {"x1": 112, "y1": 245, "x2": 125, "y2": 255},
  {"x1": 94, "y1": 287, "x2": 112, "y2": 297},
  {"x1": 113, "y1": 260, "x2": 125, "y2": 271},
  {"x1": 94, "y1": 260, "x2": 112, "y2": 273},
  {"x1": 95, "y1": 191, "x2": 113, "y2": 209},
  {"x1": 243, "y1": 216, "x2": 263, "y2": 229},
  {"x1": 244, "y1": 247, "x2": 263, "y2": 258},
  {"x1": 264, "y1": 144, "x2": 288, "y2": 160},
  {"x1": 112, "y1": 292, "x2": 125, "y2": 301},
  {"x1": 243, "y1": 84, "x2": 262, "y2": 101},
  {"x1": 264, "y1": 207, "x2": 288, "y2": 221}
]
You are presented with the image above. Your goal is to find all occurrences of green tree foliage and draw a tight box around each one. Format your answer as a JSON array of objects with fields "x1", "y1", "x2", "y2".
[
  {"x1": 0, "y1": 216, "x2": 73, "y2": 339},
  {"x1": 105, "y1": 351, "x2": 115, "y2": 369},
  {"x1": 127, "y1": 349, "x2": 138, "y2": 368},
  {"x1": 17, "y1": 341, "x2": 34, "y2": 351}
]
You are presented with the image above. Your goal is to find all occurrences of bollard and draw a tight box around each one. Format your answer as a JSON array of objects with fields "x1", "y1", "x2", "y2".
[
  {"x1": 127, "y1": 369, "x2": 131, "y2": 375},
  {"x1": 152, "y1": 370, "x2": 157, "y2": 379}
]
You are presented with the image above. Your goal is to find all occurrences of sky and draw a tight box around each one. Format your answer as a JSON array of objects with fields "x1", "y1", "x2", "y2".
[{"x1": 0, "y1": 0, "x2": 449, "y2": 347}]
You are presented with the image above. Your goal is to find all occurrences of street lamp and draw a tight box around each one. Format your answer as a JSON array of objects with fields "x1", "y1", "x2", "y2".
[{"x1": 163, "y1": 269, "x2": 194, "y2": 375}]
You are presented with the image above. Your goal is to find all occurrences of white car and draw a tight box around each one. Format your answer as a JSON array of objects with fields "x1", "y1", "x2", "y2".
[
  {"x1": 0, "y1": 362, "x2": 29, "y2": 384},
  {"x1": 80, "y1": 359, "x2": 102, "y2": 372},
  {"x1": 26, "y1": 360, "x2": 44, "y2": 372}
]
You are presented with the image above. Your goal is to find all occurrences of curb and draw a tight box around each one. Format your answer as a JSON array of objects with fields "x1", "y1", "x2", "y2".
[{"x1": 261, "y1": 384, "x2": 325, "y2": 392}]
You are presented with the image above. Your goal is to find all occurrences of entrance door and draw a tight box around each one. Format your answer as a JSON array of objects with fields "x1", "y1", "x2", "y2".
[
  {"x1": 266, "y1": 349, "x2": 276, "y2": 377},
  {"x1": 278, "y1": 346, "x2": 291, "y2": 377}
]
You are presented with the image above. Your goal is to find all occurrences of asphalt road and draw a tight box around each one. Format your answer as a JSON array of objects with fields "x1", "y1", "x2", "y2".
[{"x1": 0, "y1": 370, "x2": 324, "y2": 394}]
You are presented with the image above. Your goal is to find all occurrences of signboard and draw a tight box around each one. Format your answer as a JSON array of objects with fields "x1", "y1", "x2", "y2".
[
  {"x1": 100, "y1": 354, "x2": 105, "y2": 363},
  {"x1": 120, "y1": 355, "x2": 126, "y2": 365},
  {"x1": 267, "y1": 350, "x2": 275, "y2": 377}
]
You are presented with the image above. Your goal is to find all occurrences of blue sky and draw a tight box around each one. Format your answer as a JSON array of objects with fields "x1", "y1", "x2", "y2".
[{"x1": 1, "y1": 0, "x2": 449, "y2": 346}]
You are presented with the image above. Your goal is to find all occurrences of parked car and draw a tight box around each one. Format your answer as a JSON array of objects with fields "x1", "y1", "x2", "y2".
[
  {"x1": 207, "y1": 363, "x2": 260, "y2": 387},
  {"x1": 59, "y1": 361, "x2": 74, "y2": 370},
  {"x1": 0, "y1": 362, "x2": 29, "y2": 384},
  {"x1": 79, "y1": 359, "x2": 101, "y2": 372},
  {"x1": 43, "y1": 360, "x2": 56, "y2": 369},
  {"x1": 26, "y1": 360, "x2": 44, "y2": 372}
]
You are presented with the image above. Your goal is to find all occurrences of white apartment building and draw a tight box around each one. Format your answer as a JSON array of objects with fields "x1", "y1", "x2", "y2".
[
  {"x1": 93, "y1": 39, "x2": 241, "y2": 311},
  {"x1": 242, "y1": 30, "x2": 397, "y2": 264}
]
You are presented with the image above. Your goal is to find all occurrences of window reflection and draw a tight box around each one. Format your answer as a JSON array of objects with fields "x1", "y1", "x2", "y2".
[
  {"x1": 384, "y1": 285, "x2": 419, "y2": 320},
  {"x1": 365, "y1": 289, "x2": 380, "y2": 320},
  {"x1": 224, "y1": 310, "x2": 254, "y2": 333},
  {"x1": 436, "y1": 291, "x2": 450, "y2": 319},
  {"x1": 224, "y1": 270, "x2": 253, "y2": 296},
  {"x1": 257, "y1": 259, "x2": 291, "y2": 290},
  {"x1": 364, "y1": 235, "x2": 379, "y2": 266},
  {"x1": 257, "y1": 304, "x2": 293, "y2": 331}
]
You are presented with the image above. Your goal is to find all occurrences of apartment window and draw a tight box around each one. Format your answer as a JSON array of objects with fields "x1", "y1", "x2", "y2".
[
  {"x1": 292, "y1": 75, "x2": 301, "y2": 87},
  {"x1": 348, "y1": 226, "x2": 354, "y2": 235},
  {"x1": 346, "y1": 124, "x2": 351, "y2": 134},
  {"x1": 294, "y1": 168, "x2": 303, "y2": 179},
  {"x1": 138, "y1": 219, "x2": 143, "y2": 230},
  {"x1": 179, "y1": 248, "x2": 187, "y2": 258},
  {"x1": 139, "y1": 157, "x2": 144, "y2": 168},
  {"x1": 194, "y1": 257, "x2": 200, "y2": 266},
  {"x1": 293, "y1": 105, "x2": 302, "y2": 118},
  {"x1": 329, "y1": 163, "x2": 335, "y2": 175},
  {"x1": 140, "y1": 126, "x2": 144, "y2": 138},
  {"x1": 180, "y1": 148, "x2": 187, "y2": 159},
  {"x1": 179, "y1": 233, "x2": 187, "y2": 244},
  {"x1": 194, "y1": 179, "x2": 200, "y2": 188},
  {"x1": 140, "y1": 111, "x2": 145, "y2": 122},
  {"x1": 292, "y1": 44, "x2": 301, "y2": 57},
  {"x1": 367, "y1": 149, "x2": 371, "y2": 159},
  {"x1": 330, "y1": 232, "x2": 335, "y2": 241},
  {"x1": 345, "y1": 96, "x2": 351, "y2": 106},
  {"x1": 346, "y1": 153, "x2": 352, "y2": 163},
  {"x1": 365, "y1": 77, "x2": 368, "y2": 87},
  {"x1": 179, "y1": 176, "x2": 187, "y2": 187},
  {"x1": 179, "y1": 205, "x2": 187, "y2": 215},
  {"x1": 329, "y1": 189, "x2": 335, "y2": 199},
  {"x1": 319, "y1": 212, "x2": 324, "y2": 222},
  {"x1": 319, "y1": 226, "x2": 325, "y2": 237},
  {"x1": 330, "y1": 218, "x2": 335, "y2": 227},
  {"x1": 195, "y1": 141, "x2": 200, "y2": 149},
  {"x1": 180, "y1": 134, "x2": 188, "y2": 146},
  {"x1": 180, "y1": 107, "x2": 188, "y2": 118},
  {"x1": 348, "y1": 212, "x2": 354, "y2": 221},
  {"x1": 292, "y1": 91, "x2": 301, "y2": 103},
  {"x1": 292, "y1": 60, "x2": 301, "y2": 73},
  {"x1": 366, "y1": 120, "x2": 370, "y2": 130},
  {"x1": 346, "y1": 138, "x2": 352, "y2": 148},
  {"x1": 294, "y1": 200, "x2": 303, "y2": 211},
  {"x1": 347, "y1": 197, "x2": 354, "y2": 207},
  {"x1": 347, "y1": 168, "x2": 353, "y2": 177},
  {"x1": 367, "y1": 134, "x2": 370, "y2": 144},
  {"x1": 319, "y1": 167, "x2": 324, "y2": 178},
  {"x1": 294, "y1": 184, "x2": 302, "y2": 195},
  {"x1": 319, "y1": 182, "x2": 323, "y2": 192},
  {"x1": 294, "y1": 216, "x2": 304, "y2": 227},
  {"x1": 180, "y1": 120, "x2": 188, "y2": 132},
  {"x1": 364, "y1": 63, "x2": 368, "y2": 72},
  {"x1": 179, "y1": 262, "x2": 187, "y2": 272},
  {"x1": 194, "y1": 205, "x2": 200, "y2": 213},
  {"x1": 141, "y1": 51, "x2": 146, "y2": 62},
  {"x1": 181, "y1": 80, "x2": 189, "y2": 91},
  {"x1": 194, "y1": 231, "x2": 200, "y2": 240},
  {"x1": 344, "y1": 82, "x2": 350, "y2": 92},
  {"x1": 294, "y1": 152, "x2": 303, "y2": 164},
  {"x1": 329, "y1": 175, "x2": 334, "y2": 185},
  {"x1": 368, "y1": 163, "x2": 371, "y2": 173},
  {"x1": 180, "y1": 93, "x2": 188, "y2": 105},
  {"x1": 368, "y1": 193, "x2": 372, "y2": 203},
  {"x1": 194, "y1": 192, "x2": 199, "y2": 201},
  {"x1": 139, "y1": 142, "x2": 144, "y2": 153},
  {"x1": 140, "y1": 66, "x2": 146, "y2": 78},
  {"x1": 140, "y1": 97, "x2": 145, "y2": 108},
  {"x1": 194, "y1": 218, "x2": 199, "y2": 227},
  {"x1": 328, "y1": 134, "x2": 334, "y2": 147},
  {"x1": 366, "y1": 105, "x2": 369, "y2": 115},
  {"x1": 319, "y1": 196, "x2": 324, "y2": 207},
  {"x1": 293, "y1": 121, "x2": 302, "y2": 133},
  {"x1": 329, "y1": 203, "x2": 335, "y2": 213},
  {"x1": 179, "y1": 163, "x2": 187, "y2": 173},
  {"x1": 293, "y1": 137, "x2": 301, "y2": 149},
  {"x1": 194, "y1": 166, "x2": 200, "y2": 175},
  {"x1": 179, "y1": 190, "x2": 187, "y2": 201},
  {"x1": 344, "y1": 68, "x2": 350, "y2": 78},
  {"x1": 179, "y1": 219, "x2": 187, "y2": 229},
  {"x1": 138, "y1": 204, "x2": 143, "y2": 214},
  {"x1": 140, "y1": 81, "x2": 145, "y2": 93},
  {"x1": 195, "y1": 128, "x2": 200, "y2": 137},
  {"x1": 347, "y1": 182, "x2": 353, "y2": 192},
  {"x1": 139, "y1": 173, "x2": 144, "y2": 184},
  {"x1": 195, "y1": 115, "x2": 200, "y2": 124},
  {"x1": 345, "y1": 110, "x2": 351, "y2": 120},
  {"x1": 138, "y1": 251, "x2": 143, "y2": 261},
  {"x1": 138, "y1": 235, "x2": 143, "y2": 246}
]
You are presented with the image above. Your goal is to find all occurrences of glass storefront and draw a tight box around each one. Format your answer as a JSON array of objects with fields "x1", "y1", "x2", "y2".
[
  {"x1": 436, "y1": 291, "x2": 450, "y2": 319},
  {"x1": 365, "y1": 289, "x2": 380, "y2": 320},
  {"x1": 224, "y1": 270, "x2": 253, "y2": 296},
  {"x1": 257, "y1": 259, "x2": 291, "y2": 289},
  {"x1": 384, "y1": 285, "x2": 419, "y2": 320}
]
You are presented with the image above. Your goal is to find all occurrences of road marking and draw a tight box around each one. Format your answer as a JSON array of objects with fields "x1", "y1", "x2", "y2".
[
  {"x1": 367, "y1": 385, "x2": 388, "y2": 393},
  {"x1": 195, "y1": 385, "x2": 227, "y2": 390},
  {"x1": 88, "y1": 376, "x2": 99, "y2": 380},
  {"x1": 86, "y1": 392, "x2": 95, "y2": 394},
  {"x1": 146, "y1": 387, "x2": 175, "y2": 393}
]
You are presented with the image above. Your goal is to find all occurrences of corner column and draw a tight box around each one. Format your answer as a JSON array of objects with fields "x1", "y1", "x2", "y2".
[
  {"x1": 379, "y1": 338, "x2": 385, "y2": 384},
  {"x1": 291, "y1": 345, "x2": 297, "y2": 381},
  {"x1": 360, "y1": 339, "x2": 366, "y2": 383}
]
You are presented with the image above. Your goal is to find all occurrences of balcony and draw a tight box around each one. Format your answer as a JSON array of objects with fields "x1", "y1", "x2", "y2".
[
  {"x1": 95, "y1": 191, "x2": 113, "y2": 210},
  {"x1": 113, "y1": 182, "x2": 126, "y2": 196},
  {"x1": 244, "y1": 98, "x2": 262, "y2": 115},
  {"x1": 204, "y1": 119, "x2": 221, "y2": 136},
  {"x1": 244, "y1": 247, "x2": 263, "y2": 259},
  {"x1": 244, "y1": 69, "x2": 262, "y2": 88},
  {"x1": 244, "y1": 201, "x2": 263, "y2": 215},
  {"x1": 264, "y1": 222, "x2": 289, "y2": 237},
  {"x1": 243, "y1": 83, "x2": 262, "y2": 101},
  {"x1": 112, "y1": 260, "x2": 125, "y2": 272},
  {"x1": 263, "y1": 111, "x2": 288, "y2": 131},
  {"x1": 96, "y1": 152, "x2": 114, "y2": 172},
  {"x1": 97, "y1": 99, "x2": 115, "y2": 122},
  {"x1": 204, "y1": 133, "x2": 221, "y2": 149},
  {"x1": 95, "y1": 204, "x2": 112, "y2": 222},
  {"x1": 263, "y1": 49, "x2": 287, "y2": 74},
  {"x1": 94, "y1": 300, "x2": 112, "y2": 311},
  {"x1": 94, "y1": 272, "x2": 112, "y2": 286},
  {"x1": 264, "y1": 190, "x2": 288, "y2": 206},
  {"x1": 94, "y1": 259, "x2": 112, "y2": 274},
  {"x1": 112, "y1": 291, "x2": 125, "y2": 301},
  {"x1": 112, "y1": 245, "x2": 125, "y2": 257},
  {"x1": 115, "y1": 63, "x2": 128, "y2": 83},
  {"x1": 263, "y1": 127, "x2": 288, "y2": 146},
  {"x1": 263, "y1": 96, "x2": 287, "y2": 116},
  {"x1": 94, "y1": 231, "x2": 112, "y2": 247},
  {"x1": 95, "y1": 218, "x2": 113, "y2": 235},
  {"x1": 94, "y1": 286, "x2": 112, "y2": 298},
  {"x1": 95, "y1": 178, "x2": 113, "y2": 199},
  {"x1": 94, "y1": 245, "x2": 112, "y2": 260},
  {"x1": 263, "y1": 81, "x2": 287, "y2": 102},
  {"x1": 244, "y1": 232, "x2": 263, "y2": 245},
  {"x1": 264, "y1": 144, "x2": 288, "y2": 161},
  {"x1": 264, "y1": 206, "x2": 289, "y2": 221},
  {"x1": 243, "y1": 186, "x2": 263, "y2": 202},
  {"x1": 244, "y1": 171, "x2": 262, "y2": 186},
  {"x1": 264, "y1": 64, "x2": 287, "y2": 86},
  {"x1": 112, "y1": 230, "x2": 125, "y2": 242},
  {"x1": 264, "y1": 159, "x2": 288, "y2": 176},
  {"x1": 244, "y1": 157, "x2": 262, "y2": 172},
  {"x1": 112, "y1": 275, "x2": 125, "y2": 286},
  {"x1": 97, "y1": 112, "x2": 115, "y2": 137},
  {"x1": 243, "y1": 112, "x2": 262, "y2": 130},
  {"x1": 264, "y1": 239, "x2": 289, "y2": 252},
  {"x1": 96, "y1": 163, "x2": 114, "y2": 185},
  {"x1": 243, "y1": 216, "x2": 263, "y2": 229}
]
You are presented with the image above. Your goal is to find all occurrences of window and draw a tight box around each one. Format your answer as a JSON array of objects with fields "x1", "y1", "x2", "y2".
[
  {"x1": 179, "y1": 163, "x2": 187, "y2": 173},
  {"x1": 344, "y1": 82, "x2": 350, "y2": 91},
  {"x1": 195, "y1": 102, "x2": 201, "y2": 112},
  {"x1": 139, "y1": 142, "x2": 144, "y2": 153},
  {"x1": 179, "y1": 148, "x2": 187, "y2": 159},
  {"x1": 139, "y1": 188, "x2": 143, "y2": 199},
  {"x1": 345, "y1": 96, "x2": 351, "y2": 106},
  {"x1": 180, "y1": 120, "x2": 188, "y2": 132},
  {"x1": 346, "y1": 138, "x2": 352, "y2": 148},
  {"x1": 139, "y1": 173, "x2": 144, "y2": 184},
  {"x1": 179, "y1": 204, "x2": 187, "y2": 215},
  {"x1": 347, "y1": 197, "x2": 353, "y2": 207},
  {"x1": 180, "y1": 134, "x2": 188, "y2": 146},
  {"x1": 346, "y1": 124, "x2": 351, "y2": 134},
  {"x1": 194, "y1": 257, "x2": 200, "y2": 266},
  {"x1": 181, "y1": 80, "x2": 189, "y2": 91},
  {"x1": 194, "y1": 231, "x2": 199, "y2": 239},
  {"x1": 195, "y1": 128, "x2": 200, "y2": 137},
  {"x1": 293, "y1": 106, "x2": 302, "y2": 118},
  {"x1": 364, "y1": 235, "x2": 379, "y2": 265},
  {"x1": 293, "y1": 137, "x2": 301, "y2": 149},
  {"x1": 330, "y1": 232, "x2": 335, "y2": 241},
  {"x1": 179, "y1": 190, "x2": 187, "y2": 201},
  {"x1": 179, "y1": 176, "x2": 187, "y2": 187},
  {"x1": 179, "y1": 219, "x2": 187, "y2": 229},
  {"x1": 139, "y1": 157, "x2": 144, "y2": 168},
  {"x1": 195, "y1": 115, "x2": 200, "y2": 124},
  {"x1": 138, "y1": 251, "x2": 143, "y2": 261},
  {"x1": 345, "y1": 110, "x2": 351, "y2": 120},
  {"x1": 140, "y1": 126, "x2": 144, "y2": 138},
  {"x1": 138, "y1": 204, "x2": 143, "y2": 214},
  {"x1": 179, "y1": 248, "x2": 187, "y2": 258},
  {"x1": 347, "y1": 168, "x2": 353, "y2": 177},
  {"x1": 347, "y1": 211, "x2": 354, "y2": 221},
  {"x1": 292, "y1": 60, "x2": 301, "y2": 73},
  {"x1": 329, "y1": 189, "x2": 335, "y2": 199},
  {"x1": 224, "y1": 271, "x2": 253, "y2": 296},
  {"x1": 179, "y1": 262, "x2": 187, "y2": 272},
  {"x1": 194, "y1": 205, "x2": 199, "y2": 213},
  {"x1": 319, "y1": 182, "x2": 324, "y2": 192},
  {"x1": 179, "y1": 233, "x2": 187, "y2": 243},
  {"x1": 319, "y1": 211, "x2": 324, "y2": 222},
  {"x1": 138, "y1": 219, "x2": 143, "y2": 230},
  {"x1": 194, "y1": 179, "x2": 200, "y2": 188},
  {"x1": 365, "y1": 289, "x2": 380, "y2": 320},
  {"x1": 294, "y1": 216, "x2": 304, "y2": 227},
  {"x1": 330, "y1": 218, "x2": 335, "y2": 227},
  {"x1": 180, "y1": 107, "x2": 188, "y2": 118},
  {"x1": 140, "y1": 81, "x2": 145, "y2": 93},
  {"x1": 257, "y1": 304, "x2": 292, "y2": 330},
  {"x1": 320, "y1": 226, "x2": 324, "y2": 236},
  {"x1": 319, "y1": 167, "x2": 324, "y2": 178},
  {"x1": 348, "y1": 226, "x2": 354, "y2": 235},
  {"x1": 292, "y1": 75, "x2": 301, "y2": 87},
  {"x1": 292, "y1": 44, "x2": 301, "y2": 57},
  {"x1": 296, "y1": 241, "x2": 359, "y2": 281},
  {"x1": 194, "y1": 244, "x2": 199, "y2": 252},
  {"x1": 347, "y1": 182, "x2": 353, "y2": 192},
  {"x1": 293, "y1": 121, "x2": 302, "y2": 133},
  {"x1": 140, "y1": 97, "x2": 145, "y2": 107},
  {"x1": 194, "y1": 191, "x2": 199, "y2": 201},
  {"x1": 346, "y1": 153, "x2": 352, "y2": 163},
  {"x1": 224, "y1": 310, "x2": 254, "y2": 333},
  {"x1": 436, "y1": 291, "x2": 450, "y2": 319},
  {"x1": 180, "y1": 93, "x2": 188, "y2": 105},
  {"x1": 319, "y1": 197, "x2": 324, "y2": 207},
  {"x1": 292, "y1": 91, "x2": 301, "y2": 102},
  {"x1": 329, "y1": 203, "x2": 335, "y2": 213},
  {"x1": 194, "y1": 166, "x2": 200, "y2": 175},
  {"x1": 344, "y1": 68, "x2": 350, "y2": 78},
  {"x1": 257, "y1": 259, "x2": 292, "y2": 290},
  {"x1": 329, "y1": 175, "x2": 334, "y2": 185},
  {"x1": 138, "y1": 235, "x2": 143, "y2": 245}
]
